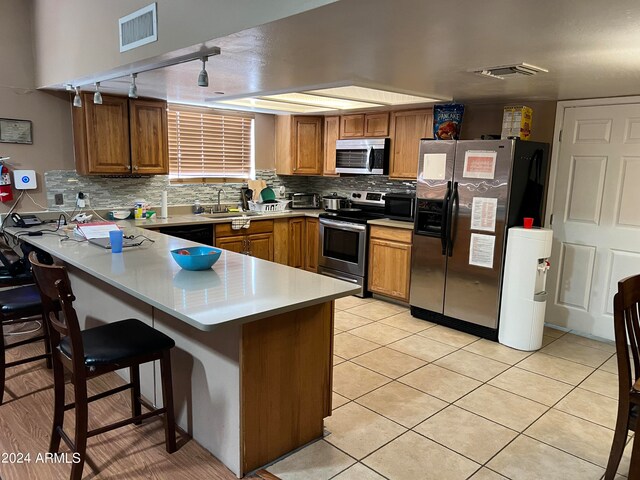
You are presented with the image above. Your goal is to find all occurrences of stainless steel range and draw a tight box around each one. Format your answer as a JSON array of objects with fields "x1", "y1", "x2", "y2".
[{"x1": 318, "y1": 191, "x2": 386, "y2": 297}]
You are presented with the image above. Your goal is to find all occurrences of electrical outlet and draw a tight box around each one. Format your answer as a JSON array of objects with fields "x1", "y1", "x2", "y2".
[
  {"x1": 76, "y1": 192, "x2": 85, "y2": 208},
  {"x1": 54, "y1": 193, "x2": 64, "y2": 205}
]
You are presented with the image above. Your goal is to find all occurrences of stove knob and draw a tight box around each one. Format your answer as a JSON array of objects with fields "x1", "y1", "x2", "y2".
[{"x1": 353, "y1": 193, "x2": 361, "y2": 198}]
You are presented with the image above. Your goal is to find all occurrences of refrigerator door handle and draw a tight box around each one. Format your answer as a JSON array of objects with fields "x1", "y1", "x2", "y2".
[
  {"x1": 441, "y1": 181, "x2": 452, "y2": 255},
  {"x1": 447, "y1": 182, "x2": 459, "y2": 257}
]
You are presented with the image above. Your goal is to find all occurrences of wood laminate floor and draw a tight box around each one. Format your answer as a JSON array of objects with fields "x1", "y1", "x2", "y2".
[{"x1": 0, "y1": 328, "x2": 270, "y2": 480}]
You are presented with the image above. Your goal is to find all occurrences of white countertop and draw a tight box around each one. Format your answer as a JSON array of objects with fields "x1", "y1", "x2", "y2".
[
  {"x1": 367, "y1": 218, "x2": 415, "y2": 230},
  {"x1": 7, "y1": 224, "x2": 358, "y2": 331},
  {"x1": 132, "y1": 209, "x2": 322, "y2": 229}
]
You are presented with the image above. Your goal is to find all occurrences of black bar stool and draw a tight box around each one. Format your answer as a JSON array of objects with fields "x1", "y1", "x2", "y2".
[
  {"x1": 29, "y1": 252, "x2": 177, "y2": 480},
  {"x1": 0, "y1": 246, "x2": 52, "y2": 405}
]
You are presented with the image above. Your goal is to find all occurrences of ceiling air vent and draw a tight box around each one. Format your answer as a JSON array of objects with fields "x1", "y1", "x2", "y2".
[
  {"x1": 119, "y1": 3, "x2": 157, "y2": 53},
  {"x1": 473, "y1": 63, "x2": 548, "y2": 80}
]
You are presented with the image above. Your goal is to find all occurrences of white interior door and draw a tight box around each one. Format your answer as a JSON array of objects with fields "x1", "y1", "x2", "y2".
[{"x1": 546, "y1": 103, "x2": 640, "y2": 340}]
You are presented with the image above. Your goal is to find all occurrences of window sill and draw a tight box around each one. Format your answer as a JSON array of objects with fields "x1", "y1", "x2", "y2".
[{"x1": 169, "y1": 177, "x2": 249, "y2": 185}]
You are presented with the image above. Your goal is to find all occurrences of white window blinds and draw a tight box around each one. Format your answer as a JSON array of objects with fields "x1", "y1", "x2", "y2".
[{"x1": 167, "y1": 104, "x2": 254, "y2": 178}]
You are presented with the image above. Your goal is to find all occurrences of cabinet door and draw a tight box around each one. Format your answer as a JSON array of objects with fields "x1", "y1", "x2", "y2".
[
  {"x1": 390, "y1": 109, "x2": 433, "y2": 179},
  {"x1": 364, "y1": 113, "x2": 389, "y2": 137},
  {"x1": 340, "y1": 114, "x2": 365, "y2": 138},
  {"x1": 216, "y1": 235, "x2": 246, "y2": 254},
  {"x1": 323, "y1": 116, "x2": 339, "y2": 176},
  {"x1": 304, "y1": 218, "x2": 319, "y2": 273},
  {"x1": 247, "y1": 233, "x2": 274, "y2": 262},
  {"x1": 130, "y1": 98, "x2": 169, "y2": 174},
  {"x1": 368, "y1": 239, "x2": 412, "y2": 301},
  {"x1": 288, "y1": 218, "x2": 305, "y2": 268},
  {"x1": 79, "y1": 94, "x2": 131, "y2": 175},
  {"x1": 292, "y1": 116, "x2": 323, "y2": 175}
]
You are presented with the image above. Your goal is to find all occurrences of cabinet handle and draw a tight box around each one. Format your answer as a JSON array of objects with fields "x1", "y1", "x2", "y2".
[
  {"x1": 247, "y1": 238, "x2": 252, "y2": 256},
  {"x1": 132, "y1": 165, "x2": 139, "y2": 171}
]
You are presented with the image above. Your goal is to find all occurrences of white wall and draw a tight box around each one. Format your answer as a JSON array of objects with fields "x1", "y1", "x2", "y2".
[
  {"x1": 32, "y1": 0, "x2": 338, "y2": 87},
  {"x1": 0, "y1": 0, "x2": 75, "y2": 209}
]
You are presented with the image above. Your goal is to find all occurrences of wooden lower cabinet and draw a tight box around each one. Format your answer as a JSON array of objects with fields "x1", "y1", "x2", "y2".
[
  {"x1": 247, "y1": 233, "x2": 274, "y2": 261},
  {"x1": 304, "y1": 218, "x2": 319, "y2": 272},
  {"x1": 288, "y1": 218, "x2": 305, "y2": 268},
  {"x1": 273, "y1": 217, "x2": 319, "y2": 271},
  {"x1": 216, "y1": 235, "x2": 245, "y2": 254},
  {"x1": 215, "y1": 220, "x2": 274, "y2": 261},
  {"x1": 368, "y1": 226, "x2": 413, "y2": 302}
]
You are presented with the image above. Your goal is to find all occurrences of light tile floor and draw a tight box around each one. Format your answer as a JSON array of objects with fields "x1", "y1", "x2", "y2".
[{"x1": 268, "y1": 297, "x2": 633, "y2": 480}]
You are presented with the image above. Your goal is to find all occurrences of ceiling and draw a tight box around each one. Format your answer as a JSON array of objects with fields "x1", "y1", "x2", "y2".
[{"x1": 90, "y1": 0, "x2": 640, "y2": 112}]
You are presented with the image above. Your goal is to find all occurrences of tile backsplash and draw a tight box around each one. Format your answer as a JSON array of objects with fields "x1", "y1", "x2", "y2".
[{"x1": 44, "y1": 170, "x2": 415, "y2": 209}]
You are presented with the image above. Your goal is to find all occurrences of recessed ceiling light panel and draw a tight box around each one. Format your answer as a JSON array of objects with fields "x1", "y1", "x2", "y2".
[
  {"x1": 218, "y1": 98, "x2": 333, "y2": 113},
  {"x1": 305, "y1": 86, "x2": 440, "y2": 105},
  {"x1": 262, "y1": 92, "x2": 382, "y2": 110}
]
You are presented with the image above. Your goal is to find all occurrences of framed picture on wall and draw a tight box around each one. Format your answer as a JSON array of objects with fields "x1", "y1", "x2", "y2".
[{"x1": 0, "y1": 118, "x2": 33, "y2": 144}]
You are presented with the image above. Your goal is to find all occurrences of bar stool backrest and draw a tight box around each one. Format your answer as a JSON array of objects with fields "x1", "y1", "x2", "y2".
[
  {"x1": 614, "y1": 274, "x2": 640, "y2": 398},
  {"x1": 28, "y1": 252, "x2": 85, "y2": 372}
]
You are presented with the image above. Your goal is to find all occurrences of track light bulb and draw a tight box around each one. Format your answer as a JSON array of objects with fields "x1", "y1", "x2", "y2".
[
  {"x1": 93, "y1": 82, "x2": 103, "y2": 105},
  {"x1": 198, "y1": 57, "x2": 209, "y2": 87},
  {"x1": 128, "y1": 73, "x2": 138, "y2": 98},
  {"x1": 73, "y1": 87, "x2": 82, "y2": 108}
]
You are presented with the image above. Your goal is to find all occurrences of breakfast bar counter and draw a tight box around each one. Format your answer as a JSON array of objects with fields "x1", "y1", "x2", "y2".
[{"x1": 7, "y1": 225, "x2": 358, "y2": 477}]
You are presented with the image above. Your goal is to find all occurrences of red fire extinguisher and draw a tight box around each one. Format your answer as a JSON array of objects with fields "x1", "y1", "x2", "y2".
[{"x1": 0, "y1": 163, "x2": 14, "y2": 203}]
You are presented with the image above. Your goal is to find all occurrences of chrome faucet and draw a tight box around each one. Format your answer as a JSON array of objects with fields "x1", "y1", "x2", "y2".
[{"x1": 210, "y1": 188, "x2": 225, "y2": 213}]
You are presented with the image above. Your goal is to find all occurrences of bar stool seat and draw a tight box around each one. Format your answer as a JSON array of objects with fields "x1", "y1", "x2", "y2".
[
  {"x1": 29, "y1": 252, "x2": 177, "y2": 480},
  {"x1": 0, "y1": 268, "x2": 34, "y2": 287},
  {"x1": 1, "y1": 285, "x2": 42, "y2": 315},
  {"x1": 1, "y1": 284, "x2": 52, "y2": 405},
  {"x1": 60, "y1": 319, "x2": 175, "y2": 366}
]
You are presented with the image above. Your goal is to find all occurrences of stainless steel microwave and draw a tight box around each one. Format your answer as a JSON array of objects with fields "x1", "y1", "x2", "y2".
[{"x1": 335, "y1": 138, "x2": 390, "y2": 175}]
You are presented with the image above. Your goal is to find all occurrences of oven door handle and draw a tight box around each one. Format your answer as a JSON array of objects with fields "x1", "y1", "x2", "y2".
[
  {"x1": 319, "y1": 218, "x2": 367, "y2": 232},
  {"x1": 317, "y1": 269, "x2": 361, "y2": 285}
]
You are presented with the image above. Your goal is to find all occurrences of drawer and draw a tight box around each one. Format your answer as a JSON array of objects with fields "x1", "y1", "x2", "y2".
[
  {"x1": 216, "y1": 220, "x2": 274, "y2": 238},
  {"x1": 370, "y1": 225, "x2": 412, "y2": 244}
]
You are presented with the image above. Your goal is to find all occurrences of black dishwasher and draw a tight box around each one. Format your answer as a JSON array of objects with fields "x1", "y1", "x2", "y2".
[{"x1": 158, "y1": 224, "x2": 214, "y2": 246}]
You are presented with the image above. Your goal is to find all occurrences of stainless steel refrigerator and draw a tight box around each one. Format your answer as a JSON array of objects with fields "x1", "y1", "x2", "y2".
[{"x1": 409, "y1": 139, "x2": 549, "y2": 340}]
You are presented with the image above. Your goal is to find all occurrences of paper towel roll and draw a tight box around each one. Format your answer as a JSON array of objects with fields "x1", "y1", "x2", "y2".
[{"x1": 161, "y1": 191, "x2": 168, "y2": 218}]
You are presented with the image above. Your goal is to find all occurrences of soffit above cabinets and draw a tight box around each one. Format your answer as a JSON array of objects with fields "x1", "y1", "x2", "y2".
[{"x1": 57, "y1": 0, "x2": 640, "y2": 111}]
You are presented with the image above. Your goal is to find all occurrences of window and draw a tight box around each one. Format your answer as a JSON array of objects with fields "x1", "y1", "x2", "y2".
[{"x1": 167, "y1": 103, "x2": 254, "y2": 179}]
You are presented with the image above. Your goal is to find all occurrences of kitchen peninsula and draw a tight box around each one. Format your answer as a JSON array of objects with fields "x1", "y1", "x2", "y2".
[{"x1": 6, "y1": 224, "x2": 359, "y2": 477}]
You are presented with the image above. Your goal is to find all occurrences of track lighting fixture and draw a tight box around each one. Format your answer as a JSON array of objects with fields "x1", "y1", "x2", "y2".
[
  {"x1": 128, "y1": 73, "x2": 138, "y2": 98},
  {"x1": 197, "y1": 57, "x2": 209, "y2": 87},
  {"x1": 73, "y1": 86, "x2": 82, "y2": 108},
  {"x1": 93, "y1": 82, "x2": 103, "y2": 105}
]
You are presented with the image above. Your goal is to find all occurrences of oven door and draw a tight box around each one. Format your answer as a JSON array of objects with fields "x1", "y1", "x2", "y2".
[{"x1": 319, "y1": 218, "x2": 367, "y2": 276}]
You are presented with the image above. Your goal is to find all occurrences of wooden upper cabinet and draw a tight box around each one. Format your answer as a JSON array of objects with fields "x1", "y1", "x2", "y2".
[
  {"x1": 74, "y1": 94, "x2": 130, "y2": 175},
  {"x1": 339, "y1": 112, "x2": 389, "y2": 138},
  {"x1": 275, "y1": 115, "x2": 323, "y2": 175},
  {"x1": 323, "y1": 116, "x2": 339, "y2": 176},
  {"x1": 389, "y1": 108, "x2": 433, "y2": 179},
  {"x1": 72, "y1": 94, "x2": 169, "y2": 175},
  {"x1": 292, "y1": 116, "x2": 323, "y2": 175},
  {"x1": 129, "y1": 98, "x2": 169, "y2": 175},
  {"x1": 364, "y1": 112, "x2": 389, "y2": 137},
  {"x1": 340, "y1": 114, "x2": 365, "y2": 138}
]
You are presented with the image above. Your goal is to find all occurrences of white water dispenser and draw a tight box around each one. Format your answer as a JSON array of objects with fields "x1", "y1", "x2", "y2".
[{"x1": 499, "y1": 227, "x2": 553, "y2": 351}]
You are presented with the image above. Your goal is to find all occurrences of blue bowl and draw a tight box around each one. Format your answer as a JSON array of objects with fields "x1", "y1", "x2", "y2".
[{"x1": 170, "y1": 246, "x2": 222, "y2": 271}]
